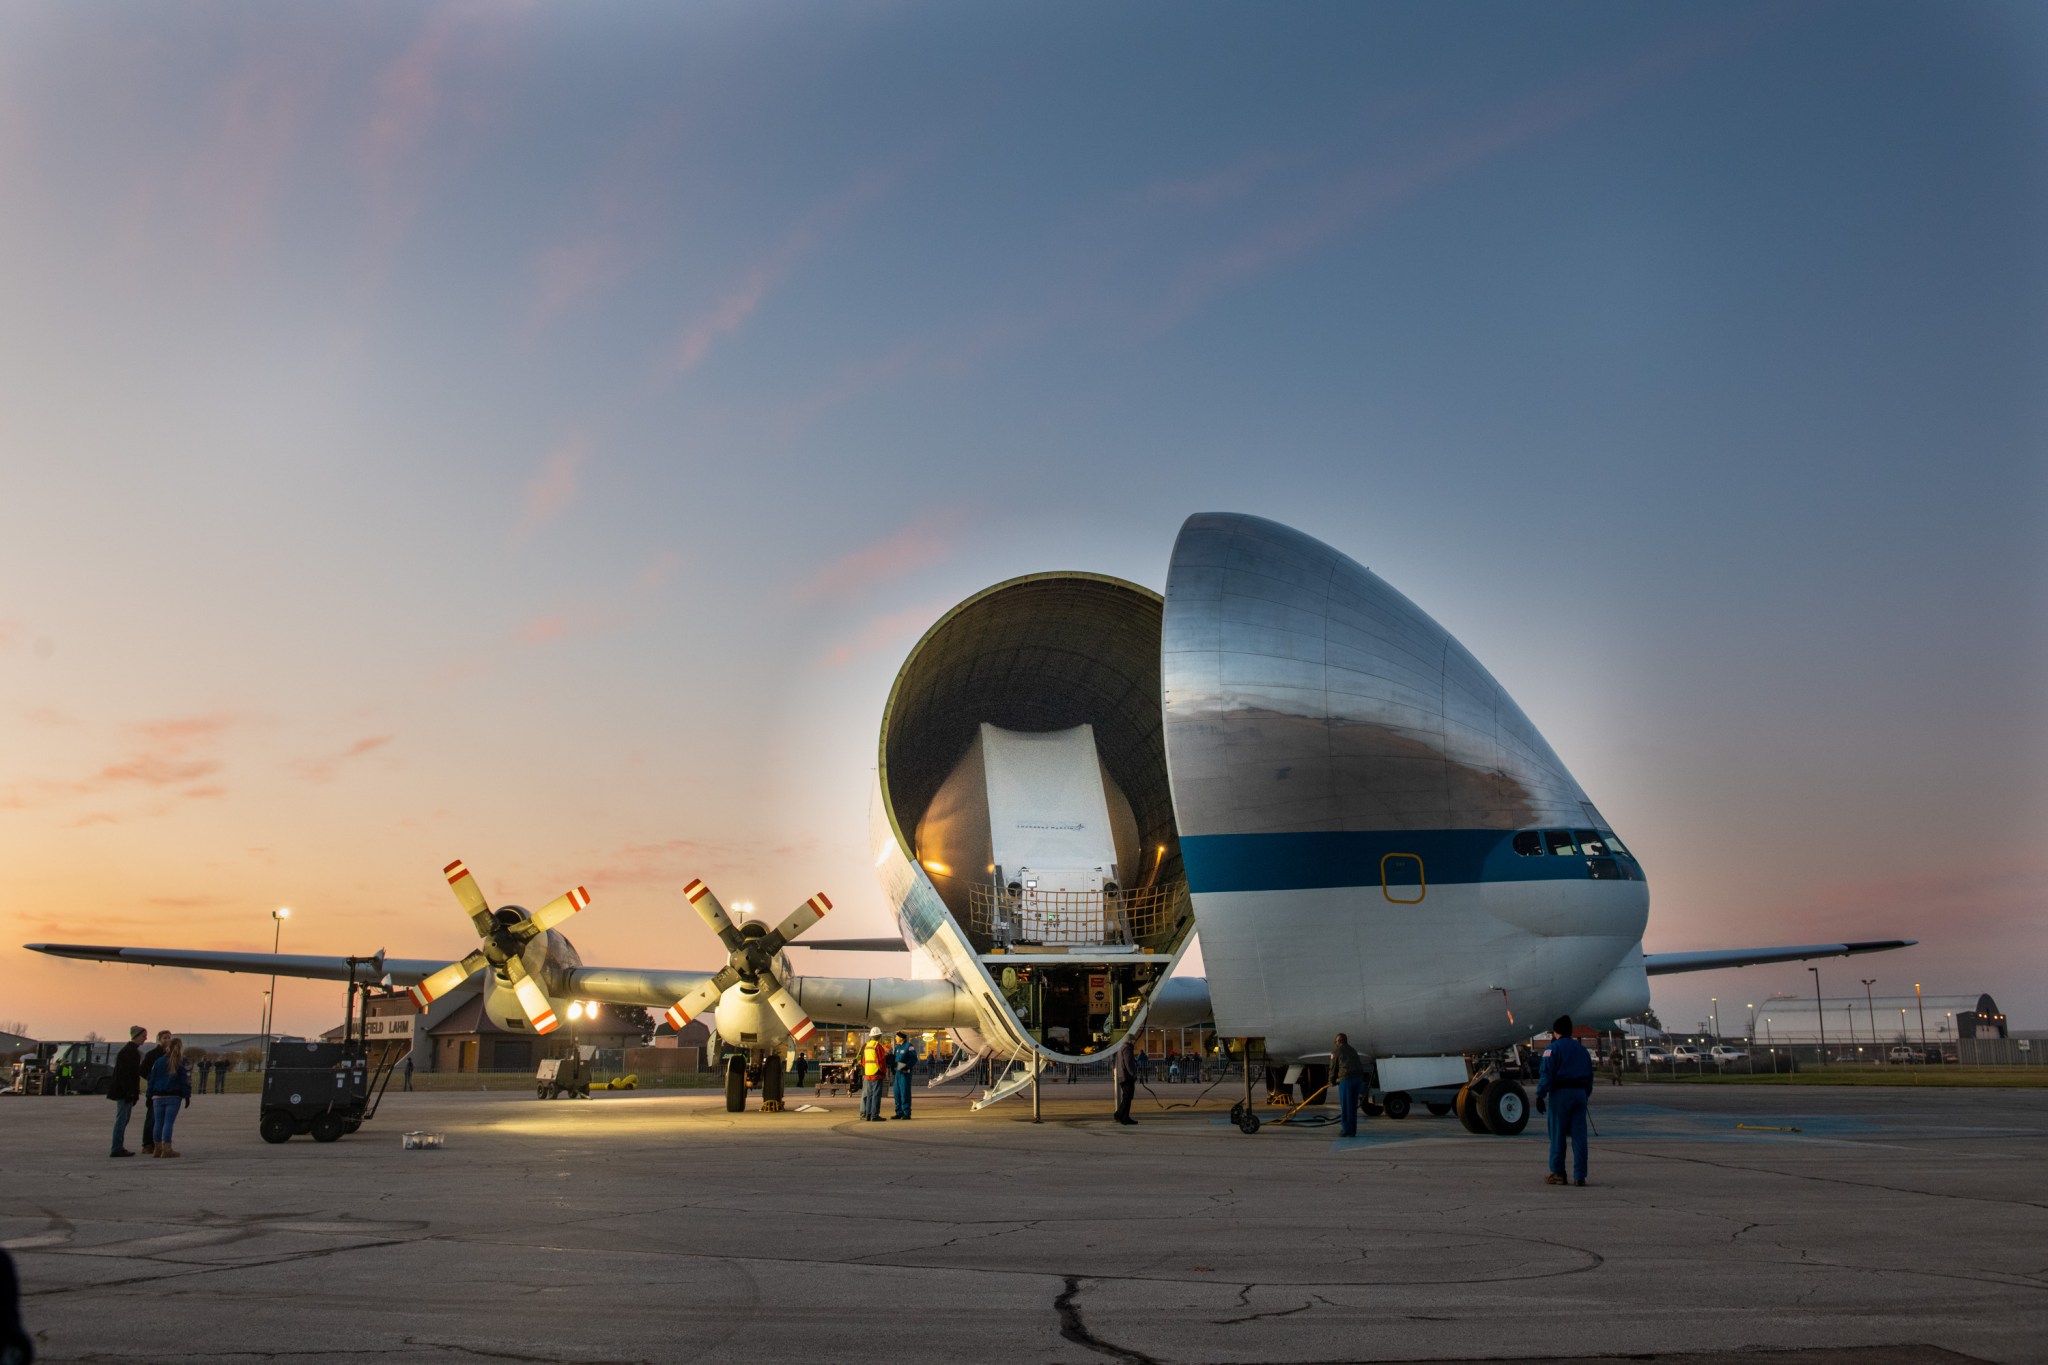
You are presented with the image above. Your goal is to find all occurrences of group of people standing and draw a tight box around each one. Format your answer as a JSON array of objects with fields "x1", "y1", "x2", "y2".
[
  {"x1": 856, "y1": 1027, "x2": 923, "y2": 1121},
  {"x1": 107, "y1": 1027, "x2": 197, "y2": 1159}
]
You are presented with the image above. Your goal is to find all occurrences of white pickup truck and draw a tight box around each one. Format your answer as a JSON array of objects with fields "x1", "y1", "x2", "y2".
[
  {"x1": 1708, "y1": 1045, "x2": 1749, "y2": 1068},
  {"x1": 1665, "y1": 1046, "x2": 1705, "y2": 1069}
]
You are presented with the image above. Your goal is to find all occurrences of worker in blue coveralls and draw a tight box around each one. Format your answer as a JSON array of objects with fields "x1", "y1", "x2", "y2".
[
  {"x1": 1536, "y1": 1014, "x2": 1595, "y2": 1186},
  {"x1": 890, "y1": 1032, "x2": 919, "y2": 1119}
]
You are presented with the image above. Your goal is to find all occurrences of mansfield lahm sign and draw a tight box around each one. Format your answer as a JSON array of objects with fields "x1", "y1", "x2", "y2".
[{"x1": 364, "y1": 1015, "x2": 413, "y2": 1039}]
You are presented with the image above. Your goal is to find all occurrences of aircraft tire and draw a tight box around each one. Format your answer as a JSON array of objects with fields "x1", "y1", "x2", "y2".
[
  {"x1": 1238, "y1": 1111, "x2": 1260, "y2": 1134},
  {"x1": 258, "y1": 1110, "x2": 295, "y2": 1144},
  {"x1": 1426, "y1": 1102, "x2": 1452, "y2": 1117},
  {"x1": 1482, "y1": 1080, "x2": 1531, "y2": 1137},
  {"x1": 1456, "y1": 1080, "x2": 1492, "y2": 1135},
  {"x1": 724, "y1": 1056, "x2": 747, "y2": 1113},
  {"x1": 1382, "y1": 1091, "x2": 1411, "y2": 1120}
]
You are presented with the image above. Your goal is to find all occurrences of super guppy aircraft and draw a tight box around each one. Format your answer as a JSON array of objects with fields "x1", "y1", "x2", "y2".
[{"x1": 30, "y1": 513, "x2": 1912, "y2": 1128}]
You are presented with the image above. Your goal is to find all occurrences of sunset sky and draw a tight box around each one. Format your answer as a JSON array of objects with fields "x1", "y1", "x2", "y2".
[{"x1": 2, "y1": 2, "x2": 2042, "y2": 1042}]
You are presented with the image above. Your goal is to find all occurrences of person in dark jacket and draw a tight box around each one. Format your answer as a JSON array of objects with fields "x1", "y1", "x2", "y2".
[
  {"x1": 890, "y1": 1034, "x2": 919, "y2": 1119},
  {"x1": 1537, "y1": 1015, "x2": 1595, "y2": 1186},
  {"x1": 1, "y1": 1247, "x2": 32, "y2": 1365},
  {"x1": 139, "y1": 1031, "x2": 169, "y2": 1154},
  {"x1": 147, "y1": 1038, "x2": 192, "y2": 1158},
  {"x1": 1333, "y1": 1033, "x2": 1367, "y2": 1137},
  {"x1": 1111, "y1": 1045, "x2": 1137, "y2": 1125},
  {"x1": 107, "y1": 1025, "x2": 146, "y2": 1158}
]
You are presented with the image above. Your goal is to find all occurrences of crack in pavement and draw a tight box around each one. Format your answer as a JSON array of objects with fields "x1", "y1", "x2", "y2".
[{"x1": 1056, "y1": 1276, "x2": 1161, "y2": 1364}]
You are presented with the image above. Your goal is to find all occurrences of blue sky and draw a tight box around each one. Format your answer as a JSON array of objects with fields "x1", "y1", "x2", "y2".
[{"x1": 1, "y1": 2, "x2": 2042, "y2": 1038}]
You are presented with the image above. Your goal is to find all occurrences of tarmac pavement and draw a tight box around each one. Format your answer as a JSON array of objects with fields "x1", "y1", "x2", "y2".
[{"x1": 3, "y1": 1079, "x2": 2043, "y2": 1363}]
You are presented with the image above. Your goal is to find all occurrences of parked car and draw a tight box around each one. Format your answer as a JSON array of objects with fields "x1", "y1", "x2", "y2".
[
  {"x1": 1635, "y1": 1046, "x2": 1676, "y2": 1069},
  {"x1": 1666, "y1": 1046, "x2": 1705, "y2": 1069},
  {"x1": 1888, "y1": 1045, "x2": 1924, "y2": 1063},
  {"x1": 1708, "y1": 1045, "x2": 1749, "y2": 1068}
]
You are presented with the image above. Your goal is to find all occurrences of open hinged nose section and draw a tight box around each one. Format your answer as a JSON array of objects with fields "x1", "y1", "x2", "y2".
[{"x1": 877, "y1": 573, "x2": 1197, "y2": 1066}]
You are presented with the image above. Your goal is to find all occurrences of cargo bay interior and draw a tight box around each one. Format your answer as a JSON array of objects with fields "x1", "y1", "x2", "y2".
[{"x1": 878, "y1": 573, "x2": 1195, "y2": 1056}]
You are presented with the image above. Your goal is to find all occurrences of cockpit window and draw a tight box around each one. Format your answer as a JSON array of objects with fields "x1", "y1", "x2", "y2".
[
  {"x1": 1512, "y1": 831, "x2": 1544, "y2": 856},
  {"x1": 1601, "y1": 831, "x2": 1632, "y2": 858},
  {"x1": 1543, "y1": 830, "x2": 1577, "y2": 857},
  {"x1": 1575, "y1": 830, "x2": 1607, "y2": 856}
]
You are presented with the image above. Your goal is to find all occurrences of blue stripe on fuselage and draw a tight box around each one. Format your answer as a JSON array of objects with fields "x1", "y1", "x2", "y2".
[{"x1": 1179, "y1": 830, "x2": 1624, "y2": 895}]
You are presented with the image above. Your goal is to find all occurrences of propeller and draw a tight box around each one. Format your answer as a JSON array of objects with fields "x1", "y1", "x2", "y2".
[
  {"x1": 663, "y1": 878, "x2": 830, "y2": 1044},
  {"x1": 406, "y1": 858, "x2": 591, "y2": 1035}
]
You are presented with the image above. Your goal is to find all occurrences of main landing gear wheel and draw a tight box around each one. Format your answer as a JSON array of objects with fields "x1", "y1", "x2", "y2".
[
  {"x1": 1425, "y1": 1101, "x2": 1452, "y2": 1117},
  {"x1": 1237, "y1": 1110, "x2": 1261, "y2": 1134},
  {"x1": 258, "y1": 1110, "x2": 295, "y2": 1144},
  {"x1": 761, "y1": 1055, "x2": 785, "y2": 1112},
  {"x1": 1381, "y1": 1091, "x2": 1411, "y2": 1120},
  {"x1": 724, "y1": 1055, "x2": 747, "y2": 1113},
  {"x1": 1480, "y1": 1079, "x2": 1530, "y2": 1136},
  {"x1": 309, "y1": 1112, "x2": 346, "y2": 1144},
  {"x1": 1456, "y1": 1079, "x2": 1493, "y2": 1135}
]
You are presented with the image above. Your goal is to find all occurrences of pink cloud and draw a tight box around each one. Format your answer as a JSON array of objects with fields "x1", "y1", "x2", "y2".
[
  {"x1": 793, "y1": 520, "x2": 952, "y2": 603},
  {"x1": 0, "y1": 711, "x2": 237, "y2": 814},
  {"x1": 638, "y1": 549, "x2": 684, "y2": 591},
  {"x1": 181, "y1": 34, "x2": 338, "y2": 259},
  {"x1": 528, "y1": 236, "x2": 635, "y2": 335},
  {"x1": 522, "y1": 111, "x2": 689, "y2": 338},
  {"x1": 513, "y1": 601, "x2": 630, "y2": 648},
  {"x1": 358, "y1": 3, "x2": 534, "y2": 254},
  {"x1": 822, "y1": 598, "x2": 951, "y2": 667},
  {"x1": 666, "y1": 149, "x2": 935, "y2": 378},
  {"x1": 519, "y1": 434, "x2": 589, "y2": 534},
  {"x1": 291, "y1": 734, "x2": 395, "y2": 784},
  {"x1": 1142, "y1": 149, "x2": 1293, "y2": 208},
  {"x1": 517, "y1": 614, "x2": 568, "y2": 645}
]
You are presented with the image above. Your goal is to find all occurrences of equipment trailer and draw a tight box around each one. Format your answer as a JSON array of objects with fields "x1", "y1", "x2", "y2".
[{"x1": 258, "y1": 955, "x2": 401, "y2": 1144}]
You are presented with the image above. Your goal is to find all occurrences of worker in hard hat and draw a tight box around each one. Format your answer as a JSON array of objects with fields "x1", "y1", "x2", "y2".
[{"x1": 859, "y1": 1027, "x2": 888, "y2": 1121}]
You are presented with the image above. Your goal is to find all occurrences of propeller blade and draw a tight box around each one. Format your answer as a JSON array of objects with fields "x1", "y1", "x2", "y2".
[
  {"x1": 662, "y1": 966, "x2": 739, "y2": 1032},
  {"x1": 683, "y1": 878, "x2": 746, "y2": 953},
  {"x1": 407, "y1": 950, "x2": 488, "y2": 1010},
  {"x1": 527, "y1": 885, "x2": 591, "y2": 934},
  {"x1": 504, "y1": 955, "x2": 560, "y2": 1034},
  {"x1": 760, "y1": 892, "x2": 832, "y2": 955},
  {"x1": 760, "y1": 975, "x2": 817, "y2": 1043},
  {"x1": 443, "y1": 859, "x2": 495, "y2": 937}
]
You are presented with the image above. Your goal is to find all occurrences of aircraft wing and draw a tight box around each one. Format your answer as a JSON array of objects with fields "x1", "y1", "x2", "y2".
[
  {"x1": 1643, "y1": 939, "x2": 1916, "y2": 976},
  {"x1": 23, "y1": 943, "x2": 723, "y2": 1009},
  {"x1": 26, "y1": 943, "x2": 451, "y2": 984}
]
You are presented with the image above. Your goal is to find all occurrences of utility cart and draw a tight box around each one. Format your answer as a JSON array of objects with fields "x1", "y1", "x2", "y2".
[
  {"x1": 259, "y1": 955, "x2": 401, "y2": 1144},
  {"x1": 536, "y1": 1049, "x2": 593, "y2": 1099}
]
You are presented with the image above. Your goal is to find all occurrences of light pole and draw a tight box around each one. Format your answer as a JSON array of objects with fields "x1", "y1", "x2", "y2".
[
  {"x1": 1862, "y1": 980, "x2": 1878, "y2": 1065},
  {"x1": 261, "y1": 907, "x2": 290, "y2": 1068},
  {"x1": 1915, "y1": 982, "x2": 1927, "y2": 1054},
  {"x1": 1808, "y1": 966, "x2": 1825, "y2": 1065},
  {"x1": 1747, "y1": 1003, "x2": 1755, "y2": 1042},
  {"x1": 1711, "y1": 998, "x2": 1720, "y2": 1041}
]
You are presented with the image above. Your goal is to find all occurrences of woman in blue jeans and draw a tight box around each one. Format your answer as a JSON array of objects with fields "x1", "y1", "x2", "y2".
[{"x1": 148, "y1": 1038, "x2": 192, "y2": 1157}]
